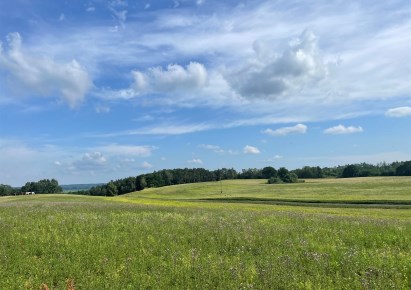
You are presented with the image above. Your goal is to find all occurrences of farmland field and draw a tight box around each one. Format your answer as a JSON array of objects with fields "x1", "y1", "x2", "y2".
[{"x1": 0, "y1": 177, "x2": 410, "y2": 289}]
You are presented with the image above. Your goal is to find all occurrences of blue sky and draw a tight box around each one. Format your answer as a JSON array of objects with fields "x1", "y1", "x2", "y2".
[{"x1": 0, "y1": 0, "x2": 410, "y2": 186}]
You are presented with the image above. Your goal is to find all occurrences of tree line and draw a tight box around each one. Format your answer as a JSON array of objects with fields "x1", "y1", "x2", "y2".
[
  {"x1": 1, "y1": 161, "x2": 410, "y2": 197},
  {"x1": 80, "y1": 160, "x2": 411, "y2": 196},
  {"x1": 0, "y1": 179, "x2": 63, "y2": 196}
]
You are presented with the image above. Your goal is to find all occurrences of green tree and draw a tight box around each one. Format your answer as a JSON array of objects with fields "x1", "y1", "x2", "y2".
[
  {"x1": 342, "y1": 165, "x2": 359, "y2": 178},
  {"x1": 262, "y1": 166, "x2": 277, "y2": 179},
  {"x1": 396, "y1": 161, "x2": 411, "y2": 176},
  {"x1": 277, "y1": 167, "x2": 289, "y2": 180},
  {"x1": 136, "y1": 176, "x2": 147, "y2": 190},
  {"x1": 21, "y1": 179, "x2": 62, "y2": 194},
  {"x1": 106, "y1": 182, "x2": 118, "y2": 196},
  {"x1": 0, "y1": 184, "x2": 16, "y2": 196}
]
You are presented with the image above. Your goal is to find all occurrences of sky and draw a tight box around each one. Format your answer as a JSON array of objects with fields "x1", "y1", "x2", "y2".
[{"x1": 0, "y1": 0, "x2": 410, "y2": 186}]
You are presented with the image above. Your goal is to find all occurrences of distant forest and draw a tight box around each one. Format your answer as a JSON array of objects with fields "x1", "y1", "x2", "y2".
[
  {"x1": 1, "y1": 161, "x2": 410, "y2": 197},
  {"x1": 72, "y1": 160, "x2": 411, "y2": 196},
  {"x1": 60, "y1": 183, "x2": 105, "y2": 192}
]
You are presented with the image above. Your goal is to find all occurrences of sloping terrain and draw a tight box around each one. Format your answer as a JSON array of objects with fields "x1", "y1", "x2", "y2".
[{"x1": 0, "y1": 177, "x2": 410, "y2": 289}]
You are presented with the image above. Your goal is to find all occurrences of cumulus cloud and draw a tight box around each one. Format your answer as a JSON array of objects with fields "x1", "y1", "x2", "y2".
[
  {"x1": 73, "y1": 152, "x2": 107, "y2": 170},
  {"x1": 52, "y1": 143, "x2": 155, "y2": 180},
  {"x1": 0, "y1": 33, "x2": 91, "y2": 107},
  {"x1": 188, "y1": 158, "x2": 203, "y2": 164},
  {"x1": 262, "y1": 124, "x2": 307, "y2": 136},
  {"x1": 67, "y1": 144, "x2": 154, "y2": 173},
  {"x1": 385, "y1": 106, "x2": 411, "y2": 118},
  {"x1": 324, "y1": 125, "x2": 363, "y2": 135},
  {"x1": 243, "y1": 145, "x2": 260, "y2": 154},
  {"x1": 132, "y1": 62, "x2": 207, "y2": 94},
  {"x1": 227, "y1": 30, "x2": 329, "y2": 100}
]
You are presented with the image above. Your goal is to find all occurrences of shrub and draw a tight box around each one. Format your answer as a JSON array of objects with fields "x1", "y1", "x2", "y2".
[
  {"x1": 268, "y1": 177, "x2": 283, "y2": 184},
  {"x1": 268, "y1": 172, "x2": 299, "y2": 184}
]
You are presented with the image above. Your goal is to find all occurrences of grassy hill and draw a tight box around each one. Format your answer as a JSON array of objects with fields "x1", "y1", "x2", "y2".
[
  {"x1": 0, "y1": 177, "x2": 410, "y2": 289},
  {"x1": 123, "y1": 177, "x2": 411, "y2": 203}
]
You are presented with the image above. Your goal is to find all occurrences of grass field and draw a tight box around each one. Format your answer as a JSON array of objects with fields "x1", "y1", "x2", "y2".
[{"x1": 0, "y1": 177, "x2": 410, "y2": 289}]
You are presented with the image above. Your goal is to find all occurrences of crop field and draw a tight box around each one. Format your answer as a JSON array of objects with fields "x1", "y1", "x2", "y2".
[{"x1": 0, "y1": 177, "x2": 410, "y2": 289}]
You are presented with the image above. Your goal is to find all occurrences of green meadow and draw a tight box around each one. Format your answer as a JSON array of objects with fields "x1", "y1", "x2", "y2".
[{"x1": 0, "y1": 177, "x2": 410, "y2": 289}]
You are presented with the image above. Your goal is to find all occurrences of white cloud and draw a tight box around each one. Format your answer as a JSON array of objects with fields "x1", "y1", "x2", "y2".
[
  {"x1": 199, "y1": 144, "x2": 224, "y2": 154},
  {"x1": 82, "y1": 152, "x2": 107, "y2": 164},
  {"x1": 324, "y1": 125, "x2": 363, "y2": 135},
  {"x1": 132, "y1": 115, "x2": 155, "y2": 122},
  {"x1": 385, "y1": 106, "x2": 411, "y2": 118},
  {"x1": 59, "y1": 14, "x2": 65, "y2": 21},
  {"x1": 0, "y1": 33, "x2": 91, "y2": 107},
  {"x1": 262, "y1": 124, "x2": 307, "y2": 136},
  {"x1": 72, "y1": 152, "x2": 107, "y2": 170},
  {"x1": 98, "y1": 88, "x2": 139, "y2": 100},
  {"x1": 86, "y1": 7, "x2": 96, "y2": 12},
  {"x1": 243, "y1": 145, "x2": 260, "y2": 154},
  {"x1": 144, "y1": 3, "x2": 150, "y2": 9},
  {"x1": 188, "y1": 158, "x2": 203, "y2": 164},
  {"x1": 0, "y1": 139, "x2": 68, "y2": 186},
  {"x1": 265, "y1": 155, "x2": 283, "y2": 162},
  {"x1": 0, "y1": 139, "x2": 159, "y2": 185},
  {"x1": 140, "y1": 161, "x2": 153, "y2": 169},
  {"x1": 18, "y1": 1, "x2": 409, "y2": 117},
  {"x1": 98, "y1": 144, "x2": 154, "y2": 157},
  {"x1": 116, "y1": 123, "x2": 212, "y2": 136},
  {"x1": 108, "y1": 0, "x2": 128, "y2": 29},
  {"x1": 63, "y1": 144, "x2": 155, "y2": 177},
  {"x1": 132, "y1": 62, "x2": 208, "y2": 94},
  {"x1": 96, "y1": 116, "x2": 308, "y2": 138},
  {"x1": 227, "y1": 30, "x2": 329, "y2": 100},
  {"x1": 95, "y1": 105, "x2": 110, "y2": 113}
]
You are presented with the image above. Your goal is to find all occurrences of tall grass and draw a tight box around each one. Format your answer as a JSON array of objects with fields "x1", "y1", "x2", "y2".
[{"x1": 0, "y1": 198, "x2": 410, "y2": 289}]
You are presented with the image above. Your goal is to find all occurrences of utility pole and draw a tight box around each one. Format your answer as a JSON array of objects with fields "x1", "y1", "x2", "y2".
[
  {"x1": 220, "y1": 178, "x2": 223, "y2": 194},
  {"x1": 219, "y1": 170, "x2": 223, "y2": 194}
]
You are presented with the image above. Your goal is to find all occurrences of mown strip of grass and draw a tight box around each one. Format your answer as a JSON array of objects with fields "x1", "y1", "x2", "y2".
[{"x1": 197, "y1": 197, "x2": 411, "y2": 208}]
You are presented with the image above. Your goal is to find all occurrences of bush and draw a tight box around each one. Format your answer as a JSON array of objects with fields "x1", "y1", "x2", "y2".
[
  {"x1": 268, "y1": 172, "x2": 299, "y2": 184},
  {"x1": 268, "y1": 177, "x2": 283, "y2": 184}
]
